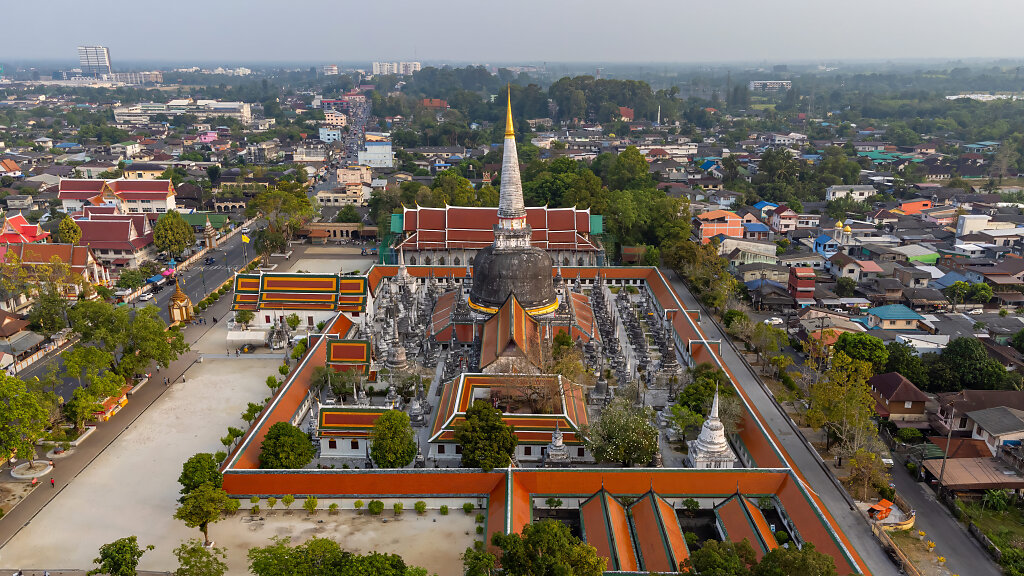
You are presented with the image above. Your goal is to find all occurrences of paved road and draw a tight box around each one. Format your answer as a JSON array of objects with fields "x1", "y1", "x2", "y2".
[
  {"x1": 660, "y1": 268, "x2": 899, "y2": 576},
  {"x1": 891, "y1": 454, "x2": 1001, "y2": 576},
  {"x1": 14, "y1": 227, "x2": 254, "y2": 404}
]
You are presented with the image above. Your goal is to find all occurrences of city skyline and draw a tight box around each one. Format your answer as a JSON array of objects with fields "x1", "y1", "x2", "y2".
[{"x1": 1, "y1": 0, "x2": 1022, "y2": 64}]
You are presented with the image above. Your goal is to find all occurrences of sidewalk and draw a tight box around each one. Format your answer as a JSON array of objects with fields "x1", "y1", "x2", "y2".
[{"x1": 0, "y1": 288, "x2": 239, "y2": 550}]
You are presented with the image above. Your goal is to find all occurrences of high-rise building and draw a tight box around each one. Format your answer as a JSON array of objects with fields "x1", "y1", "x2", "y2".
[
  {"x1": 78, "y1": 46, "x2": 112, "y2": 76},
  {"x1": 371, "y1": 61, "x2": 421, "y2": 76},
  {"x1": 322, "y1": 65, "x2": 339, "y2": 76}
]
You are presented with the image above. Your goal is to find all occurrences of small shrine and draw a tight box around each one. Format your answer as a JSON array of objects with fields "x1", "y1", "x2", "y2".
[
  {"x1": 203, "y1": 216, "x2": 219, "y2": 250},
  {"x1": 167, "y1": 278, "x2": 194, "y2": 325},
  {"x1": 685, "y1": 388, "x2": 738, "y2": 469}
]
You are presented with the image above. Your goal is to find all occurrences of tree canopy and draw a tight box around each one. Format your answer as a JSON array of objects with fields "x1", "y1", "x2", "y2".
[
  {"x1": 178, "y1": 452, "x2": 223, "y2": 500},
  {"x1": 583, "y1": 396, "x2": 659, "y2": 467},
  {"x1": 476, "y1": 520, "x2": 605, "y2": 576},
  {"x1": 154, "y1": 210, "x2": 195, "y2": 258},
  {"x1": 832, "y1": 332, "x2": 888, "y2": 373},
  {"x1": 259, "y1": 421, "x2": 315, "y2": 469},
  {"x1": 88, "y1": 536, "x2": 154, "y2": 576},
  {"x1": 370, "y1": 410, "x2": 417, "y2": 468},
  {"x1": 453, "y1": 400, "x2": 518, "y2": 471},
  {"x1": 248, "y1": 536, "x2": 428, "y2": 576},
  {"x1": 0, "y1": 373, "x2": 48, "y2": 464}
]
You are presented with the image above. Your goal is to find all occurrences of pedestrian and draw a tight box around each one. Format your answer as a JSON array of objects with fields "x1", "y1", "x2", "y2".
[
  {"x1": 182, "y1": 375, "x2": 186, "y2": 383},
  {"x1": 48, "y1": 460, "x2": 53, "y2": 468},
  {"x1": 50, "y1": 477, "x2": 55, "y2": 488},
  {"x1": 31, "y1": 477, "x2": 37, "y2": 486}
]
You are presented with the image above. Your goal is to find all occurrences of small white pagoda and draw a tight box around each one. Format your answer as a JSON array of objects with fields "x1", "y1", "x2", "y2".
[{"x1": 686, "y1": 388, "x2": 738, "y2": 469}]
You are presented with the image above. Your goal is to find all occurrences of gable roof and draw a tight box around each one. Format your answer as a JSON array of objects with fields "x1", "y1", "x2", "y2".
[
  {"x1": 969, "y1": 406, "x2": 1024, "y2": 436},
  {"x1": 579, "y1": 488, "x2": 639, "y2": 572},
  {"x1": 869, "y1": 372, "x2": 927, "y2": 403},
  {"x1": 714, "y1": 492, "x2": 779, "y2": 560},
  {"x1": 0, "y1": 214, "x2": 49, "y2": 244},
  {"x1": 479, "y1": 293, "x2": 542, "y2": 369},
  {"x1": 628, "y1": 490, "x2": 690, "y2": 572},
  {"x1": 867, "y1": 304, "x2": 923, "y2": 321}
]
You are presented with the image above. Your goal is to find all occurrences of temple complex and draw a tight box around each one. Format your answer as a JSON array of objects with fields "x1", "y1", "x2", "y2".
[{"x1": 219, "y1": 97, "x2": 866, "y2": 575}]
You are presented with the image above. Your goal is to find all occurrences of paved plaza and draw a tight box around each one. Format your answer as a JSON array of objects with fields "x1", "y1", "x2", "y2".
[{"x1": 0, "y1": 326, "x2": 278, "y2": 571}]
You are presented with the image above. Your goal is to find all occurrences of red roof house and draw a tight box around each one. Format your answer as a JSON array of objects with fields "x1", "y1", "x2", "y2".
[{"x1": 0, "y1": 214, "x2": 50, "y2": 244}]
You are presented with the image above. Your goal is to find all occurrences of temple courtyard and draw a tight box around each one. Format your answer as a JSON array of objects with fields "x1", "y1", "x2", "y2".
[{"x1": 0, "y1": 324, "x2": 281, "y2": 572}]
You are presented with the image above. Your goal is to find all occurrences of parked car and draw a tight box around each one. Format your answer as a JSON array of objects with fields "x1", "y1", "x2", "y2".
[
  {"x1": 139, "y1": 293, "x2": 154, "y2": 302},
  {"x1": 241, "y1": 226, "x2": 251, "y2": 233},
  {"x1": 204, "y1": 257, "x2": 217, "y2": 265},
  {"x1": 763, "y1": 317, "x2": 784, "y2": 326},
  {"x1": 969, "y1": 308, "x2": 984, "y2": 315}
]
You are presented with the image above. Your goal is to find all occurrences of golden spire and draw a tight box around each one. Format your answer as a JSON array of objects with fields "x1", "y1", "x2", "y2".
[{"x1": 504, "y1": 84, "x2": 514, "y2": 139}]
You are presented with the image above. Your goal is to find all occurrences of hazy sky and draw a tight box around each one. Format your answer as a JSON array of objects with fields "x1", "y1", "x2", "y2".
[{"x1": 2, "y1": 0, "x2": 1023, "y2": 65}]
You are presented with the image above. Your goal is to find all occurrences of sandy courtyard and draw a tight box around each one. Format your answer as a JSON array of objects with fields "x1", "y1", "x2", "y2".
[
  {"x1": 0, "y1": 350, "x2": 278, "y2": 571},
  {"x1": 0, "y1": 321, "x2": 476, "y2": 575},
  {"x1": 290, "y1": 255, "x2": 377, "y2": 275}
]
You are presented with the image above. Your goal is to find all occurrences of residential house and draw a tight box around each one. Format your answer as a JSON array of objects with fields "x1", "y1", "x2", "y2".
[
  {"x1": 896, "y1": 199, "x2": 933, "y2": 215},
  {"x1": 768, "y1": 206, "x2": 799, "y2": 234},
  {"x1": 813, "y1": 234, "x2": 840, "y2": 259},
  {"x1": 825, "y1": 184, "x2": 876, "y2": 201},
  {"x1": 692, "y1": 210, "x2": 742, "y2": 244},
  {"x1": 0, "y1": 159, "x2": 23, "y2": 178},
  {"x1": 122, "y1": 162, "x2": 166, "y2": 180},
  {"x1": 742, "y1": 222, "x2": 771, "y2": 241},
  {"x1": 967, "y1": 406, "x2": 1024, "y2": 457},
  {"x1": 933, "y1": 390, "x2": 1024, "y2": 436},
  {"x1": 0, "y1": 309, "x2": 44, "y2": 371},
  {"x1": 58, "y1": 179, "x2": 176, "y2": 214},
  {"x1": 787, "y1": 267, "x2": 816, "y2": 304},
  {"x1": 776, "y1": 250, "x2": 826, "y2": 269},
  {"x1": 827, "y1": 253, "x2": 882, "y2": 282},
  {"x1": 865, "y1": 304, "x2": 923, "y2": 330},
  {"x1": 751, "y1": 201, "x2": 778, "y2": 220},
  {"x1": 869, "y1": 372, "x2": 928, "y2": 422}
]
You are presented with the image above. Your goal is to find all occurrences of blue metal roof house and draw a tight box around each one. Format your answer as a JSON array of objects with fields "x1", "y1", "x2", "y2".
[{"x1": 813, "y1": 234, "x2": 840, "y2": 258}]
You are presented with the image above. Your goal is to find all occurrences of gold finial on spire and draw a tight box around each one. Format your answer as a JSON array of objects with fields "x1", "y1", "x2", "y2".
[{"x1": 504, "y1": 84, "x2": 514, "y2": 139}]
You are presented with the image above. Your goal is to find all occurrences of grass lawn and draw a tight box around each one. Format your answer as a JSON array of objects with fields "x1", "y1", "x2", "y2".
[{"x1": 959, "y1": 500, "x2": 1024, "y2": 549}]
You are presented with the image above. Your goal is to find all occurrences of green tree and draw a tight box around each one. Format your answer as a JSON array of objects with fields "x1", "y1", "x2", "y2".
[
  {"x1": 944, "y1": 280, "x2": 970, "y2": 312},
  {"x1": 453, "y1": 400, "x2": 518, "y2": 471},
  {"x1": 683, "y1": 539, "x2": 757, "y2": 576},
  {"x1": 174, "y1": 483, "x2": 232, "y2": 546},
  {"x1": 883, "y1": 341, "x2": 929, "y2": 388},
  {"x1": 0, "y1": 373, "x2": 48, "y2": 464},
  {"x1": 582, "y1": 396, "x2": 659, "y2": 466},
  {"x1": 114, "y1": 306, "x2": 188, "y2": 378},
  {"x1": 61, "y1": 345, "x2": 114, "y2": 388},
  {"x1": 247, "y1": 188, "x2": 314, "y2": 240},
  {"x1": 258, "y1": 421, "x2": 315, "y2": 469},
  {"x1": 489, "y1": 520, "x2": 605, "y2": 576},
  {"x1": 834, "y1": 277, "x2": 856, "y2": 298},
  {"x1": 370, "y1": 410, "x2": 417, "y2": 468},
  {"x1": 832, "y1": 332, "x2": 888, "y2": 373},
  {"x1": 968, "y1": 282, "x2": 993, "y2": 304},
  {"x1": 335, "y1": 204, "x2": 361, "y2": 223},
  {"x1": 64, "y1": 386, "x2": 100, "y2": 432},
  {"x1": 116, "y1": 269, "x2": 147, "y2": 290},
  {"x1": 807, "y1": 352, "x2": 877, "y2": 454},
  {"x1": 248, "y1": 536, "x2": 426, "y2": 576},
  {"x1": 28, "y1": 291, "x2": 70, "y2": 337},
  {"x1": 173, "y1": 538, "x2": 228, "y2": 576},
  {"x1": 607, "y1": 146, "x2": 653, "y2": 190},
  {"x1": 154, "y1": 210, "x2": 196, "y2": 258},
  {"x1": 178, "y1": 453, "x2": 224, "y2": 500},
  {"x1": 58, "y1": 216, "x2": 82, "y2": 244},
  {"x1": 1012, "y1": 328, "x2": 1024, "y2": 354},
  {"x1": 928, "y1": 337, "x2": 1009, "y2": 391},
  {"x1": 752, "y1": 543, "x2": 837, "y2": 576},
  {"x1": 847, "y1": 448, "x2": 889, "y2": 501},
  {"x1": 284, "y1": 313, "x2": 301, "y2": 331},
  {"x1": 88, "y1": 535, "x2": 154, "y2": 576}
]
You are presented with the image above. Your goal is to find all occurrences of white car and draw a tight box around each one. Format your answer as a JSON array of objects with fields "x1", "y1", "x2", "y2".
[
  {"x1": 763, "y1": 317, "x2": 784, "y2": 326},
  {"x1": 241, "y1": 226, "x2": 251, "y2": 233},
  {"x1": 139, "y1": 293, "x2": 154, "y2": 302},
  {"x1": 968, "y1": 308, "x2": 984, "y2": 315}
]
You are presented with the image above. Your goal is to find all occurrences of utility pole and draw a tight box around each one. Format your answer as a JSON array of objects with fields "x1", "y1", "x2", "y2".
[{"x1": 936, "y1": 390, "x2": 966, "y2": 497}]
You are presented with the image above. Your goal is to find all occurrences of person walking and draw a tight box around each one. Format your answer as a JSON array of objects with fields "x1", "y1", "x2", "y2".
[{"x1": 50, "y1": 477, "x2": 55, "y2": 488}]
